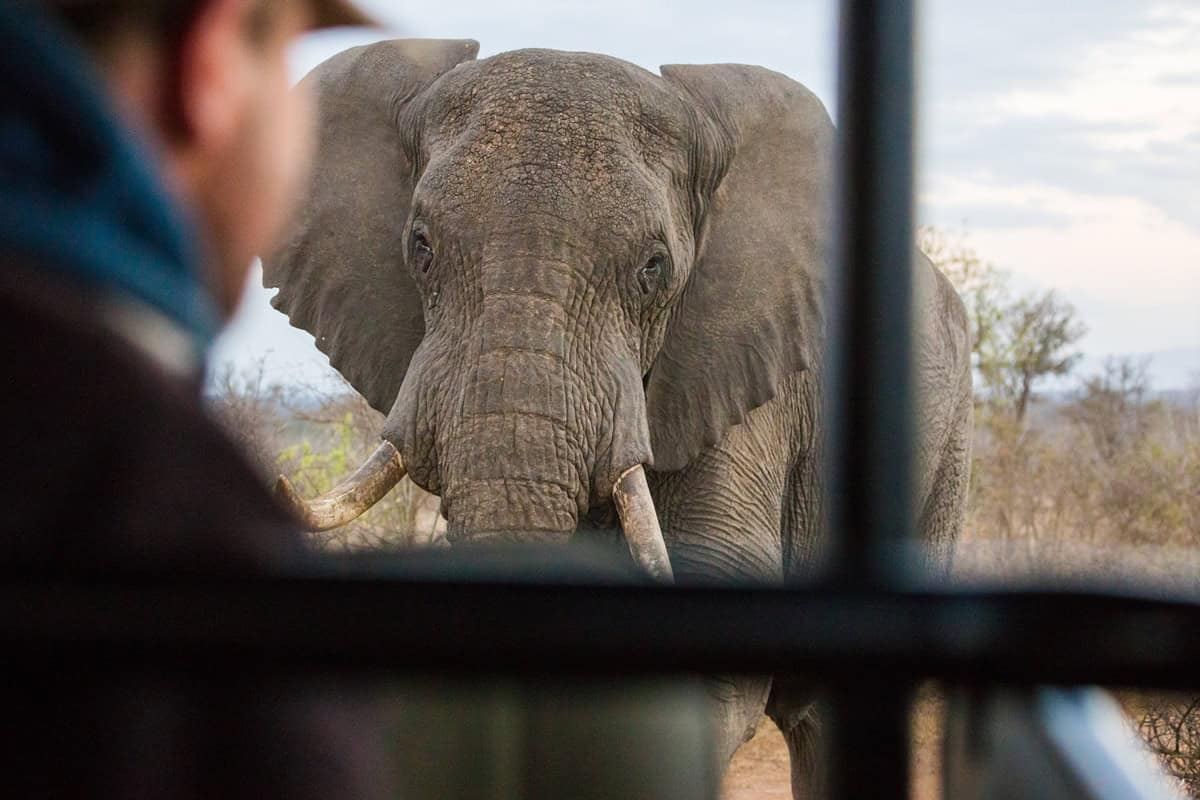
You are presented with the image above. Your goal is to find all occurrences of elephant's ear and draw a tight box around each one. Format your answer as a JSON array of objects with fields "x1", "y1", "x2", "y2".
[
  {"x1": 263, "y1": 39, "x2": 479, "y2": 414},
  {"x1": 647, "y1": 64, "x2": 834, "y2": 471}
]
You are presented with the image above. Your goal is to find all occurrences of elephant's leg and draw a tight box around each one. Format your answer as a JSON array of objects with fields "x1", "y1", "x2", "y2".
[
  {"x1": 651, "y1": 419, "x2": 791, "y2": 774},
  {"x1": 660, "y1": 494, "x2": 780, "y2": 771},
  {"x1": 765, "y1": 409, "x2": 829, "y2": 799},
  {"x1": 704, "y1": 674, "x2": 775, "y2": 769},
  {"x1": 766, "y1": 676, "x2": 824, "y2": 800}
]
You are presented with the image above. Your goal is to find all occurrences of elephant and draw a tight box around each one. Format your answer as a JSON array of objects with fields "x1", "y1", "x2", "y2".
[{"x1": 263, "y1": 39, "x2": 973, "y2": 798}]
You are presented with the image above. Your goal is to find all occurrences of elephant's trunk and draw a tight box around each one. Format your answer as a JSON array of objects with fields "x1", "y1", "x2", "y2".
[
  {"x1": 438, "y1": 341, "x2": 590, "y2": 543},
  {"x1": 278, "y1": 252, "x2": 674, "y2": 579}
]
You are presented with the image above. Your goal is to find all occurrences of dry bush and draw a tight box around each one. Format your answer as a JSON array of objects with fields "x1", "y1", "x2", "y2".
[
  {"x1": 1133, "y1": 694, "x2": 1200, "y2": 795},
  {"x1": 955, "y1": 359, "x2": 1200, "y2": 794},
  {"x1": 207, "y1": 360, "x2": 289, "y2": 474},
  {"x1": 207, "y1": 361, "x2": 444, "y2": 552},
  {"x1": 956, "y1": 361, "x2": 1200, "y2": 588}
]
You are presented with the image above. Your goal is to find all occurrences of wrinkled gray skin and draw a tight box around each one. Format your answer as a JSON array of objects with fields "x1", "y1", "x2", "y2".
[{"x1": 264, "y1": 39, "x2": 973, "y2": 798}]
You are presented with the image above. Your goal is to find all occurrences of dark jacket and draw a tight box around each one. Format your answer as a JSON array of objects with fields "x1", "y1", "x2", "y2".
[
  {"x1": 0, "y1": 265, "x2": 391, "y2": 799},
  {"x1": 0, "y1": 263, "x2": 302, "y2": 570},
  {"x1": 0, "y1": 5, "x2": 391, "y2": 798}
]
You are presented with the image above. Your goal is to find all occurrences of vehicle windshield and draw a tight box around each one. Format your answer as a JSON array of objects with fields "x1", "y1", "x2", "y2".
[{"x1": 2, "y1": 0, "x2": 1194, "y2": 797}]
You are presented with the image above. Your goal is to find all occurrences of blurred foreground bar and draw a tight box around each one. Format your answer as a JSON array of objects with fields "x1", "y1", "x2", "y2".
[
  {"x1": 387, "y1": 678, "x2": 715, "y2": 800},
  {"x1": 1, "y1": 564, "x2": 1198, "y2": 688}
]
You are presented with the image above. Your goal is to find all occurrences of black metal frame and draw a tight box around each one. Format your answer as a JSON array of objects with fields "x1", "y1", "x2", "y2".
[
  {"x1": 3, "y1": 0, "x2": 1197, "y2": 797},
  {"x1": 3, "y1": 577, "x2": 1197, "y2": 687}
]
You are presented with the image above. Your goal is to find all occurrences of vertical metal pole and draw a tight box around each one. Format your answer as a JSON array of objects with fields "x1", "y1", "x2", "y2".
[
  {"x1": 825, "y1": 0, "x2": 918, "y2": 797},
  {"x1": 826, "y1": 0, "x2": 917, "y2": 586},
  {"x1": 827, "y1": 683, "x2": 913, "y2": 800}
]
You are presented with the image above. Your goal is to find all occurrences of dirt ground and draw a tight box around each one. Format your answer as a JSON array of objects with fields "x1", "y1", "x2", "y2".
[
  {"x1": 721, "y1": 689, "x2": 945, "y2": 800},
  {"x1": 721, "y1": 720, "x2": 793, "y2": 800}
]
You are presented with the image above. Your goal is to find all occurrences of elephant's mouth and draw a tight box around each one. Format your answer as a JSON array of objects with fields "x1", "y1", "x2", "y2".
[{"x1": 273, "y1": 445, "x2": 674, "y2": 582}]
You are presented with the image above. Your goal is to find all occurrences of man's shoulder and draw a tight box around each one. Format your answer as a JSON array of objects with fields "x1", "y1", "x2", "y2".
[
  {"x1": 0, "y1": 258, "x2": 305, "y2": 570},
  {"x1": 0, "y1": 259, "x2": 217, "y2": 448},
  {"x1": 1, "y1": 260, "x2": 196, "y2": 404}
]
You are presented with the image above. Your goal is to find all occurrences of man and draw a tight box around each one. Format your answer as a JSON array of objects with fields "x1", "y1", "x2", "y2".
[
  {"x1": 0, "y1": 0, "x2": 394, "y2": 796},
  {"x1": 0, "y1": 0, "x2": 371, "y2": 562}
]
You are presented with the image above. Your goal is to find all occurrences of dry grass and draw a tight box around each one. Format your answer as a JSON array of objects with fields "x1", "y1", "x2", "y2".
[
  {"x1": 949, "y1": 373, "x2": 1200, "y2": 796},
  {"x1": 207, "y1": 361, "x2": 444, "y2": 551}
]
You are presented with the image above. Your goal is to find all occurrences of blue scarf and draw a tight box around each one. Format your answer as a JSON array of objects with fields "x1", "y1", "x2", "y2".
[{"x1": 0, "y1": 2, "x2": 219, "y2": 352}]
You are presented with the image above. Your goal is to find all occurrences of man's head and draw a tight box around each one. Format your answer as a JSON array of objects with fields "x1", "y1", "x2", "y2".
[{"x1": 41, "y1": 0, "x2": 372, "y2": 317}]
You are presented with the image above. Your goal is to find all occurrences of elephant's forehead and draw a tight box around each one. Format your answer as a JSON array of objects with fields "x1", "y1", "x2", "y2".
[
  {"x1": 421, "y1": 146, "x2": 666, "y2": 238},
  {"x1": 436, "y1": 49, "x2": 676, "y2": 131},
  {"x1": 417, "y1": 56, "x2": 686, "y2": 231},
  {"x1": 421, "y1": 51, "x2": 684, "y2": 227},
  {"x1": 424, "y1": 50, "x2": 686, "y2": 188}
]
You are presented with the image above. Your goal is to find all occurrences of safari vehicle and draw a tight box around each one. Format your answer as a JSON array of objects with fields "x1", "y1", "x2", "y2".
[{"x1": 4, "y1": 0, "x2": 1196, "y2": 798}]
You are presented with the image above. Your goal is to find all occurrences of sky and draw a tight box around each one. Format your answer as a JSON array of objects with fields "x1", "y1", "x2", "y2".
[{"x1": 211, "y1": 0, "x2": 1200, "y2": 391}]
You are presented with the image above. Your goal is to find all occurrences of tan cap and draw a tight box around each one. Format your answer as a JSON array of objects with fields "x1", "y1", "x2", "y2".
[{"x1": 308, "y1": 0, "x2": 379, "y2": 28}]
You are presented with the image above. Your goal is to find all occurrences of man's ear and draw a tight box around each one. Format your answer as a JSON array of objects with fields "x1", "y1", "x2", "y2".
[{"x1": 173, "y1": 0, "x2": 253, "y2": 149}]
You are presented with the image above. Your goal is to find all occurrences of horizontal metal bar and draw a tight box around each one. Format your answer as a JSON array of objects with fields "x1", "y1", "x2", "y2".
[{"x1": 2, "y1": 575, "x2": 1198, "y2": 688}]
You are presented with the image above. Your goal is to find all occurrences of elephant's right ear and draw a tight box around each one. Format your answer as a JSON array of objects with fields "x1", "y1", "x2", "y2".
[{"x1": 264, "y1": 39, "x2": 478, "y2": 414}]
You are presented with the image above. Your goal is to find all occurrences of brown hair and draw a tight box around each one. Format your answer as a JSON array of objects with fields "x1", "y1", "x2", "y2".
[
  {"x1": 37, "y1": 0, "x2": 278, "y2": 51},
  {"x1": 39, "y1": 1, "x2": 205, "y2": 44}
]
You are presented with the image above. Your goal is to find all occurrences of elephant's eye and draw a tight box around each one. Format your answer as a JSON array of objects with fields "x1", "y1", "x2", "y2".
[
  {"x1": 412, "y1": 230, "x2": 435, "y2": 274},
  {"x1": 637, "y1": 253, "x2": 666, "y2": 295}
]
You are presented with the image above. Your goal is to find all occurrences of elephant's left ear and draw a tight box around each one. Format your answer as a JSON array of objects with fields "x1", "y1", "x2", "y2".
[{"x1": 646, "y1": 64, "x2": 835, "y2": 472}]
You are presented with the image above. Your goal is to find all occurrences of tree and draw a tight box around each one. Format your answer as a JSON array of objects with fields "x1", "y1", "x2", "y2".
[
  {"x1": 920, "y1": 227, "x2": 1087, "y2": 423},
  {"x1": 983, "y1": 290, "x2": 1087, "y2": 423},
  {"x1": 1064, "y1": 356, "x2": 1154, "y2": 461},
  {"x1": 917, "y1": 226, "x2": 1007, "y2": 381}
]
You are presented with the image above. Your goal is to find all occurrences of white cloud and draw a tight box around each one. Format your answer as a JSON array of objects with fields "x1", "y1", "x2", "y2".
[
  {"x1": 922, "y1": 175, "x2": 1200, "y2": 355},
  {"x1": 991, "y1": 4, "x2": 1200, "y2": 152},
  {"x1": 919, "y1": 2, "x2": 1200, "y2": 367}
]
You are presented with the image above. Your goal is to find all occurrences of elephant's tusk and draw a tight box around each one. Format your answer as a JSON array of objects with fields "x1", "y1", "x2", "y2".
[
  {"x1": 275, "y1": 440, "x2": 406, "y2": 531},
  {"x1": 612, "y1": 465, "x2": 675, "y2": 583}
]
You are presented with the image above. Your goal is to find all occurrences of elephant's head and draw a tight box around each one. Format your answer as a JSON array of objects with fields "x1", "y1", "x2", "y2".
[{"x1": 264, "y1": 40, "x2": 832, "y2": 574}]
